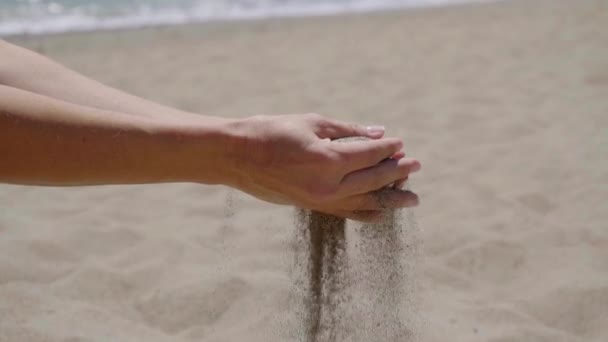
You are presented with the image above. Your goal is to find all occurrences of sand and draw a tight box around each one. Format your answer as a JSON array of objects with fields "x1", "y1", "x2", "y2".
[
  {"x1": 2, "y1": 0, "x2": 608, "y2": 341},
  {"x1": 294, "y1": 207, "x2": 416, "y2": 342},
  {"x1": 292, "y1": 136, "x2": 416, "y2": 342},
  {"x1": 294, "y1": 209, "x2": 349, "y2": 342}
]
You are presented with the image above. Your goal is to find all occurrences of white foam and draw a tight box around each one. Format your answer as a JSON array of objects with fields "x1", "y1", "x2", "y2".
[{"x1": 0, "y1": 0, "x2": 495, "y2": 36}]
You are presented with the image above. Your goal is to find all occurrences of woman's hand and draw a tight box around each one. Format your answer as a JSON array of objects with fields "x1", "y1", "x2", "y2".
[
  {"x1": 0, "y1": 41, "x2": 420, "y2": 222},
  {"x1": 225, "y1": 113, "x2": 421, "y2": 222}
]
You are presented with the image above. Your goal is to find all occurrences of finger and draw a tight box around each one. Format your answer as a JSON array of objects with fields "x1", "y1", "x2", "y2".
[
  {"x1": 316, "y1": 117, "x2": 386, "y2": 140},
  {"x1": 332, "y1": 210, "x2": 385, "y2": 223},
  {"x1": 394, "y1": 157, "x2": 421, "y2": 189},
  {"x1": 393, "y1": 177, "x2": 408, "y2": 189},
  {"x1": 392, "y1": 151, "x2": 406, "y2": 160},
  {"x1": 340, "y1": 158, "x2": 421, "y2": 196},
  {"x1": 330, "y1": 138, "x2": 404, "y2": 171},
  {"x1": 340, "y1": 189, "x2": 419, "y2": 211}
]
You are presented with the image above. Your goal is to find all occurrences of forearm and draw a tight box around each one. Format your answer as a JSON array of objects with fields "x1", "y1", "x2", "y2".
[
  {"x1": 0, "y1": 40, "x2": 203, "y2": 122},
  {"x1": 0, "y1": 85, "x2": 238, "y2": 186}
]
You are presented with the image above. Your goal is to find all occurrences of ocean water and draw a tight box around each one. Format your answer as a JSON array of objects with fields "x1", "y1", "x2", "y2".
[{"x1": 0, "y1": 0, "x2": 487, "y2": 36}]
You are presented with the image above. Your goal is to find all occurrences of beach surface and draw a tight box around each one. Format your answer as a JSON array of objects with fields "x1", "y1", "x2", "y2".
[{"x1": 1, "y1": 0, "x2": 607, "y2": 341}]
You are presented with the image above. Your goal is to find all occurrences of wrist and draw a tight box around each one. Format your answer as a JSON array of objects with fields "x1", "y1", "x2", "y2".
[{"x1": 151, "y1": 116, "x2": 241, "y2": 185}]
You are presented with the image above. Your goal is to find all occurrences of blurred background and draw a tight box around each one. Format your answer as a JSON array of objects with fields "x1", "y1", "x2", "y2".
[
  {"x1": 1, "y1": 0, "x2": 607, "y2": 341},
  {"x1": 1, "y1": 0, "x2": 488, "y2": 36}
]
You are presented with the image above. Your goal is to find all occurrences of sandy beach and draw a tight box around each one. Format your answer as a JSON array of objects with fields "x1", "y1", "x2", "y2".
[{"x1": 1, "y1": 0, "x2": 607, "y2": 341}]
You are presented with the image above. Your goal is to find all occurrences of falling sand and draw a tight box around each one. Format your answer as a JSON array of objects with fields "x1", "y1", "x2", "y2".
[
  {"x1": 292, "y1": 137, "x2": 419, "y2": 342},
  {"x1": 295, "y1": 210, "x2": 349, "y2": 342}
]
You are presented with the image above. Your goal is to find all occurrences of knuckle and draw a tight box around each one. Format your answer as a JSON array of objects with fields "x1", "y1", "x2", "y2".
[
  {"x1": 314, "y1": 148, "x2": 343, "y2": 169},
  {"x1": 348, "y1": 122, "x2": 363, "y2": 134},
  {"x1": 305, "y1": 182, "x2": 338, "y2": 202},
  {"x1": 311, "y1": 147, "x2": 335, "y2": 163},
  {"x1": 372, "y1": 162, "x2": 387, "y2": 177},
  {"x1": 333, "y1": 150, "x2": 352, "y2": 165}
]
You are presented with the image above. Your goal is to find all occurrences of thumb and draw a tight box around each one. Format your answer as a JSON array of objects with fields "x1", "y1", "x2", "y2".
[{"x1": 317, "y1": 118, "x2": 385, "y2": 140}]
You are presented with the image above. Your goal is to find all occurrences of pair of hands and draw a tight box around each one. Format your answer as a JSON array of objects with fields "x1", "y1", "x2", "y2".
[
  {"x1": 0, "y1": 41, "x2": 419, "y2": 222},
  {"x1": 225, "y1": 113, "x2": 421, "y2": 222}
]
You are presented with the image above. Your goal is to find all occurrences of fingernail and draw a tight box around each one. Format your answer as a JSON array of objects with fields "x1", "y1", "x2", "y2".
[
  {"x1": 407, "y1": 196, "x2": 420, "y2": 207},
  {"x1": 392, "y1": 151, "x2": 406, "y2": 160},
  {"x1": 366, "y1": 125, "x2": 385, "y2": 136},
  {"x1": 410, "y1": 161, "x2": 421, "y2": 173}
]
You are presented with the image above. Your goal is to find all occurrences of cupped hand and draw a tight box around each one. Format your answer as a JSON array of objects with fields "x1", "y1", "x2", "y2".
[{"x1": 227, "y1": 113, "x2": 421, "y2": 222}]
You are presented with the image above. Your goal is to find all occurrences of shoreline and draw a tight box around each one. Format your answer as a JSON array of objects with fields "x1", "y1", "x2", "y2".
[{"x1": 1, "y1": 0, "x2": 500, "y2": 39}]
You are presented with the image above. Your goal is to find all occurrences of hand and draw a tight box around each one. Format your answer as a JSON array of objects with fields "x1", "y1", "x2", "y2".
[{"x1": 226, "y1": 113, "x2": 421, "y2": 222}]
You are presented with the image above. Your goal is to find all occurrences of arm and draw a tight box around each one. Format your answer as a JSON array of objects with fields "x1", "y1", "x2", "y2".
[
  {"x1": 0, "y1": 41, "x2": 421, "y2": 221},
  {"x1": 0, "y1": 85, "x2": 420, "y2": 220},
  {"x1": 0, "y1": 39, "x2": 202, "y2": 122},
  {"x1": 0, "y1": 85, "x2": 235, "y2": 185}
]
